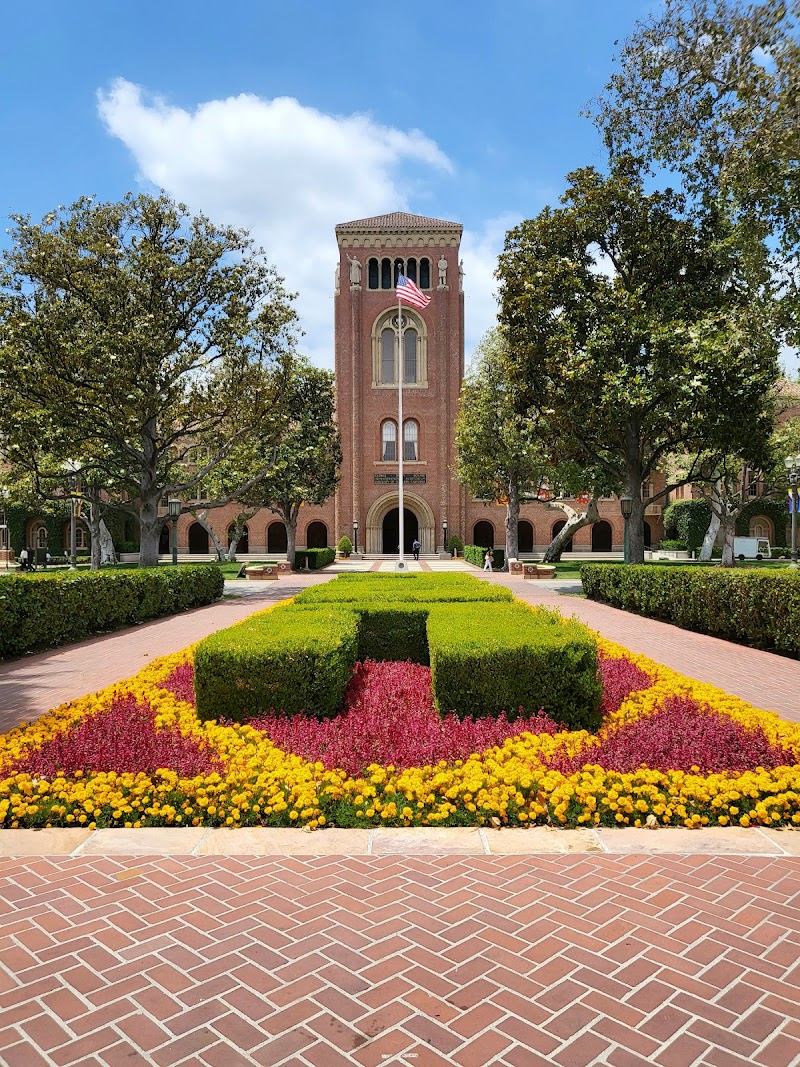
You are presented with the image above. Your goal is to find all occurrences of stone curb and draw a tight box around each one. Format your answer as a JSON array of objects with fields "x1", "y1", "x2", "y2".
[{"x1": 0, "y1": 825, "x2": 798, "y2": 857}]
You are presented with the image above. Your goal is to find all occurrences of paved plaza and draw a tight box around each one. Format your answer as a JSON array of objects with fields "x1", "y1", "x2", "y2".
[{"x1": 2, "y1": 562, "x2": 800, "y2": 1066}]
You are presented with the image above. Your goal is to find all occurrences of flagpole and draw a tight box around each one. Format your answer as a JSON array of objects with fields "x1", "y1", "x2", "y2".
[{"x1": 397, "y1": 288, "x2": 405, "y2": 567}]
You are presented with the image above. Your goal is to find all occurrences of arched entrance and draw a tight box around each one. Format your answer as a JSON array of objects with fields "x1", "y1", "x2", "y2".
[
  {"x1": 518, "y1": 520, "x2": 534, "y2": 554},
  {"x1": 267, "y1": 521, "x2": 288, "y2": 554},
  {"x1": 364, "y1": 492, "x2": 436, "y2": 554},
  {"x1": 591, "y1": 520, "x2": 613, "y2": 552},
  {"x1": 472, "y1": 520, "x2": 494, "y2": 548},
  {"x1": 306, "y1": 521, "x2": 328, "y2": 549},
  {"x1": 644, "y1": 520, "x2": 652, "y2": 549},
  {"x1": 382, "y1": 508, "x2": 419, "y2": 554},
  {"x1": 159, "y1": 524, "x2": 171, "y2": 554},
  {"x1": 188, "y1": 522, "x2": 209, "y2": 554}
]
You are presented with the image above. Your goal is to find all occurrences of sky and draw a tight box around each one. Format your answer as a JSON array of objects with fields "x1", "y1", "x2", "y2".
[{"x1": 2, "y1": 0, "x2": 796, "y2": 375}]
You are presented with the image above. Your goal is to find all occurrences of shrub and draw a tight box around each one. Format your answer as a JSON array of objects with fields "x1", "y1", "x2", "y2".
[
  {"x1": 354, "y1": 604, "x2": 431, "y2": 664},
  {"x1": 337, "y1": 536, "x2": 353, "y2": 556},
  {"x1": 427, "y1": 603, "x2": 602, "y2": 730},
  {"x1": 194, "y1": 606, "x2": 359, "y2": 723},
  {"x1": 446, "y1": 535, "x2": 464, "y2": 556},
  {"x1": 658, "y1": 539, "x2": 687, "y2": 551},
  {"x1": 296, "y1": 573, "x2": 513, "y2": 605},
  {"x1": 464, "y1": 544, "x2": 503, "y2": 568},
  {"x1": 0, "y1": 566, "x2": 224, "y2": 659},
  {"x1": 662, "y1": 499, "x2": 710, "y2": 551},
  {"x1": 581, "y1": 564, "x2": 800, "y2": 654},
  {"x1": 294, "y1": 548, "x2": 335, "y2": 571},
  {"x1": 117, "y1": 541, "x2": 141, "y2": 554}
]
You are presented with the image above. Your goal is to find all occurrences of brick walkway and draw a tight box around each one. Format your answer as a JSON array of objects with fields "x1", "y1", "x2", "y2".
[{"x1": 1, "y1": 853, "x2": 799, "y2": 1067}]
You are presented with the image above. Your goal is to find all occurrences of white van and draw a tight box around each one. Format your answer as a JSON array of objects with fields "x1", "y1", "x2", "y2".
[{"x1": 733, "y1": 536, "x2": 771, "y2": 561}]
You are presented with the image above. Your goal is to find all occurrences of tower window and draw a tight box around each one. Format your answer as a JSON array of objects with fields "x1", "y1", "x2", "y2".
[
  {"x1": 381, "y1": 329, "x2": 395, "y2": 383},
  {"x1": 381, "y1": 420, "x2": 397, "y2": 461},
  {"x1": 419, "y1": 257, "x2": 430, "y2": 289},
  {"x1": 381, "y1": 258, "x2": 392, "y2": 289},
  {"x1": 403, "y1": 420, "x2": 418, "y2": 461},
  {"x1": 368, "y1": 258, "x2": 379, "y2": 289},
  {"x1": 404, "y1": 329, "x2": 418, "y2": 383}
]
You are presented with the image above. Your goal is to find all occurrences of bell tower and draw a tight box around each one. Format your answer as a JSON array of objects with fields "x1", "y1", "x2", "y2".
[{"x1": 334, "y1": 212, "x2": 465, "y2": 555}]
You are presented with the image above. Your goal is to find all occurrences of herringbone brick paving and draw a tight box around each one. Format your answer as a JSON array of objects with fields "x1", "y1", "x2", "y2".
[{"x1": 1, "y1": 853, "x2": 799, "y2": 1066}]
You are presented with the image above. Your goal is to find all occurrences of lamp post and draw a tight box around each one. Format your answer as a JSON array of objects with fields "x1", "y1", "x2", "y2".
[
  {"x1": 63, "y1": 460, "x2": 81, "y2": 571},
  {"x1": 352, "y1": 519, "x2": 359, "y2": 555},
  {"x1": 442, "y1": 518, "x2": 448, "y2": 553},
  {"x1": 168, "y1": 500, "x2": 181, "y2": 567},
  {"x1": 0, "y1": 490, "x2": 8, "y2": 571},
  {"x1": 785, "y1": 455, "x2": 800, "y2": 568},
  {"x1": 620, "y1": 494, "x2": 633, "y2": 565}
]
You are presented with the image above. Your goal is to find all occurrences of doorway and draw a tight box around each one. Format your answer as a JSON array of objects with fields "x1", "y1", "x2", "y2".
[{"x1": 382, "y1": 508, "x2": 419, "y2": 554}]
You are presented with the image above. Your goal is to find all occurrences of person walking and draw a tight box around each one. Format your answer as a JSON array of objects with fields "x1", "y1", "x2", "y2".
[
  {"x1": 483, "y1": 547, "x2": 494, "y2": 571},
  {"x1": 412, "y1": 538, "x2": 421, "y2": 561},
  {"x1": 19, "y1": 546, "x2": 28, "y2": 571}
]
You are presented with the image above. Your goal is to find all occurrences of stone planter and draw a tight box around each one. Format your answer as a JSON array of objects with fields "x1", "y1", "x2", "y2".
[
  {"x1": 508, "y1": 558, "x2": 523, "y2": 575},
  {"x1": 246, "y1": 565, "x2": 278, "y2": 581},
  {"x1": 118, "y1": 552, "x2": 140, "y2": 563},
  {"x1": 523, "y1": 563, "x2": 556, "y2": 579}
]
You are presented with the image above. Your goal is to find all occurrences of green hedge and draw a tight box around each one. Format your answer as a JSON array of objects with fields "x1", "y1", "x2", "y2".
[
  {"x1": 0, "y1": 566, "x2": 224, "y2": 659},
  {"x1": 663, "y1": 500, "x2": 710, "y2": 552},
  {"x1": 581, "y1": 564, "x2": 800, "y2": 654},
  {"x1": 296, "y1": 573, "x2": 513, "y2": 604},
  {"x1": 427, "y1": 603, "x2": 602, "y2": 729},
  {"x1": 195, "y1": 606, "x2": 359, "y2": 722},
  {"x1": 464, "y1": 544, "x2": 505, "y2": 570},
  {"x1": 293, "y1": 547, "x2": 336, "y2": 571}
]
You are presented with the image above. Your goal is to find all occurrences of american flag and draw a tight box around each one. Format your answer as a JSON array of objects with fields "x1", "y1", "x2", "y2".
[{"x1": 396, "y1": 274, "x2": 431, "y2": 309}]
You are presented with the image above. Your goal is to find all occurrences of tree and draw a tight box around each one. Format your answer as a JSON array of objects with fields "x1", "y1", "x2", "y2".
[
  {"x1": 455, "y1": 329, "x2": 551, "y2": 566},
  {"x1": 590, "y1": 0, "x2": 800, "y2": 336},
  {"x1": 0, "y1": 193, "x2": 297, "y2": 566},
  {"x1": 234, "y1": 355, "x2": 341, "y2": 566},
  {"x1": 497, "y1": 159, "x2": 780, "y2": 563}
]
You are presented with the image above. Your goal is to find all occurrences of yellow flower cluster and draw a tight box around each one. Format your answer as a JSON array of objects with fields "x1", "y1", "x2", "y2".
[{"x1": 1, "y1": 634, "x2": 799, "y2": 832}]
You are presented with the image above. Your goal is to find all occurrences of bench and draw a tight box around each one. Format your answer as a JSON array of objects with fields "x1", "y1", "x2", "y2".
[
  {"x1": 246, "y1": 564, "x2": 279, "y2": 581},
  {"x1": 522, "y1": 563, "x2": 556, "y2": 580}
]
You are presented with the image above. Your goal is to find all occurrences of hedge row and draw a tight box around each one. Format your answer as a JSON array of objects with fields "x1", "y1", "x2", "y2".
[
  {"x1": 581, "y1": 564, "x2": 800, "y2": 655},
  {"x1": 464, "y1": 544, "x2": 506, "y2": 570},
  {"x1": 293, "y1": 547, "x2": 336, "y2": 571},
  {"x1": 195, "y1": 606, "x2": 359, "y2": 722},
  {"x1": 0, "y1": 566, "x2": 224, "y2": 659},
  {"x1": 296, "y1": 572, "x2": 513, "y2": 604},
  {"x1": 195, "y1": 575, "x2": 601, "y2": 728}
]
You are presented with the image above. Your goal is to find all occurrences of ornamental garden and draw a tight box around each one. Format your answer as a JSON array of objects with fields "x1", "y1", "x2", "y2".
[{"x1": 1, "y1": 571, "x2": 799, "y2": 833}]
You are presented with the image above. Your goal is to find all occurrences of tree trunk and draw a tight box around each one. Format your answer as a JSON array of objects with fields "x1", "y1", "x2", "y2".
[
  {"x1": 720, "y1": 512, "x2": 737, "y2": 566},
  {"x1": 699, "y1": 501, "x2": 721, "y2": 562},
  {"x1": 87, "y1": 508, "x2": 101, "y2": 571},
  {"x1": 543, "y1": 498, "x2": 599, "y2": 562},
  {"x1": 99, "y1": 519, "x2": 116, "y2": 565},
  {"x1": 192, "y1": 510, "x2": 226, "y2": 560},
  {"x1": 628, "y1": 493, "x2": 647, "y2": 564},
  {"x1": 284, "y1": 504, "x2": 300, "y2": 567},
  {"x1": 503, "y1": 477, "x2": 520, "y2": 570},
  {"x1": 138, "y1": 496, "x2": 161, "y2": 567}
]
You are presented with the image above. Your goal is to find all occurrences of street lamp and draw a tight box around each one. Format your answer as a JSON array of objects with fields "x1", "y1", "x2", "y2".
[
  {"x1": 0, "y1": 489, "x2": 8, "y2": 571},
  {"x1": 620, "y1": 494, "x2": 633, "y2": 565},
  {"x1": 64, "y1": 459, "x2": 81, "y2": 571},
  {"x1": 352, "y1": 519, "x2": 359, "y2": 555},
  {"x1": 784, "y1": 455, "x2": 800, "y2": 568},
  {"x1": 168, "y1": 499, "x2": 181, "y2": 567},
  {"x1": 442, "y1": 518, "x2": 448, "y2": 552}
]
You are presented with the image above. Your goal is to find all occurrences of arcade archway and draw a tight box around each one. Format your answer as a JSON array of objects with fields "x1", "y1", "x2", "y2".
[{"x1": 364, "y1": 492, "x2": 436, "y2": 554}]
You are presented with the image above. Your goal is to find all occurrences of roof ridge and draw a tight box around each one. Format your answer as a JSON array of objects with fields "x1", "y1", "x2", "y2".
[{"x1": 336, "y1": 210, "x2": 462, "y2": 231}]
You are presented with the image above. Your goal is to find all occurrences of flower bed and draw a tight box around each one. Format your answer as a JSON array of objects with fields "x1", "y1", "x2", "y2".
[{"x1": 1, "y1": 615, "x2": 799, "y2": 831}]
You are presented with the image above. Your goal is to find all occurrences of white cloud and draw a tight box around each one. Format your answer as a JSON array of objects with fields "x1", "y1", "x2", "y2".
[
  {"x1": 460, "y1": 213, "x2": 521, "y2": 366},
  {"x1": 97, "y1": 79, "x2": 452, "y2": 366}
]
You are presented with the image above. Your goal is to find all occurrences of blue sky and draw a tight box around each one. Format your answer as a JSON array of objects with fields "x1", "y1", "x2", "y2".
[{"x1": 4, "y1": 1, "x2": 794, "y2": 373}]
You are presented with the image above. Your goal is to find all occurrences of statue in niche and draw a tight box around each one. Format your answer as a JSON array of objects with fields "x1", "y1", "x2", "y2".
[
  {"x1": 334, "y1": 262, "x2": 340, "y2": 294},
  {"x1": 346, "y1": 254, "x2": 362, "y2": 288},
  {"x1": 459, "y1": 259, "x2": 464, "y2": 293},
  {"x1": 438, "y1": 254, "x2": 448, "y2": 288}
]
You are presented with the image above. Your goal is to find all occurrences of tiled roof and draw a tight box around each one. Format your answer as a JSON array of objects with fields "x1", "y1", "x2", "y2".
[{"x1": 336, "y1": 211, "x2": 461, "y2": 232}]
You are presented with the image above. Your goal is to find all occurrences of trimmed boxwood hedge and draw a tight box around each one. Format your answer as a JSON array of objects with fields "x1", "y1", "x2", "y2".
[
  {"x1": 581, "y1": 564, "x2": 800, "y2": 655},
  {"x1": 293, "y1": 547, "x2": 336, "y2": 571},
  {"x1": 196, "y1": 575, "x2": 601, "y2": 729},
  {"x1": 427, "y1": 603, "x2": 602, "y2": 729},
  {"x1": 464, "y1": 544, "x2": 505, "y2": 570},
  {"x1": 0, "y1": 566, "x2": 224, "y2": 659},
  {"x1": 195, "y1": 606, "x2": 359, "y2": 722},
  {"x1": 296, "y1": 572, "x2": 512, "y2": 604}
]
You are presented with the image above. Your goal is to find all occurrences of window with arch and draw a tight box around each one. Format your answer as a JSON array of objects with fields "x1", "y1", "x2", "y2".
[
  {"x1": 372, "y1": 309, "x2": 427, "y2": 387},
  {"x1": 381, "y1": 420, "x2": 397, "y2": 461},
  {"x1": 403, "y1": 420, "x2": 418, "y2": 462},
  {"x1": 472, "y1": 520, "x2": 494, "y2": 548},
  {"x1": 368, "y1": 256, "x2": 431, "y2": 290},
  {"x1": 33, "y1": 524, "x2": 48, "y2": 550}
]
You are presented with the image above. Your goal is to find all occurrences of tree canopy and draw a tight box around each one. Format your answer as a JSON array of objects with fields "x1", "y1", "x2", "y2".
[{"x1": 0, "y1": 192, "x2": 298, "y2": 564}]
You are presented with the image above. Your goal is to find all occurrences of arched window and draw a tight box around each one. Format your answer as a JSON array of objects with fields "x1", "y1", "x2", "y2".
[
  {"x1": 267, "y1": 521, "x2": 288, "y2": 554},
  {"x1": 473, "y1": 520, "x2": 494, "y2": 548},
  {"x1": 518, "y1": 520, "x2": 534, "y2": 554},
  {"x1": 643, "y1": 520, "x2": 652, "y2": 548},
  {"x1": 188, "y1": 522, "x2": 209, "y2": 554},
  {"x1": 159, "y1": 524, "x2": 171, "y2": 554},
  {"x1": 368, "y1": 258, "x2": 379, "y2": 289},
  {"x1": 32, "y1": 524, "x2": 48, "y2": 550},
  {"x1": 372, "y1": 309, "x2": 427, "y2": 388},
  {"x1": 381, "y1": 258, "x2": 392, "y2": 289},
  {"x1": 591, "y1": 520, "x2": 613, "y2": 552},
  {"x1": 404, "y1": 329, "x2": 417, "y2": 383},
  {"x1": 419, "y1": 257, "x2": 430, "y2": 289},
  {"x1": 394, "y1": 258, "x2": 403, "y2": 285},
  {"x1": 381, "y1": 420, "x2": 397, "y2": 461},
  {"x1": 406, "y1": 257, "x2": 417, "y2": 283},
  {"x1": 306, "y1": 521, "x2": 328, "y2": 549},
  {"x1": 403, "y1": 420, "x2": 418, "y2": 461},
  {"x1": 381, "y1": 328, "x2": 395, "y2": 384}
]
